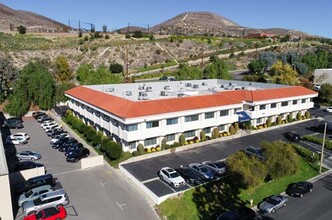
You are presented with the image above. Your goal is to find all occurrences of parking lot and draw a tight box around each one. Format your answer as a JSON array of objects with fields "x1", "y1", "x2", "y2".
[
  {"x1": 122, "y1": 114, "x2": 332, "y2": 202},
  {"x1": 2, "y1": 115, "x2": 157, "y2": 220}
]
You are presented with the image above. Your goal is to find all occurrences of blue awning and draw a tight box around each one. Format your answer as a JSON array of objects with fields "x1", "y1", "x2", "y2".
[{"x1": 236, "y1": 111, "x2": 251, "y2": 122}]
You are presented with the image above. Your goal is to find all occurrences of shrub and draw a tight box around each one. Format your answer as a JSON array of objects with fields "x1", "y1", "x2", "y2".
[
  {"x1": 92, "y1": 131, "x2": 103, "y2": 147},
  {"x1": 305, "y1": 111, "x2": 311, "y2": 119},
  {"x1": 233, "y1": 122, "x2": 239, "y2": 131},
  {"x1": 292, "y1": 144, "x2": 319, "y2": 163},
  {"x1": 296, "y1": 112, "x2": 302, "y2": 120},
  {"x1": 179, "y1": 134, "x2": 186, "y2": 146},
  {"x1": 17, "y1": 25, "x2": 26, "y2": 34},
  {"x1": 287, "y1": 114, "x2": 293, "y2": 122},
  {"x1": 109, "y1": 63, "x2": 123, "y2": 73},
  {"x1": 184, "y1": 141, "x2": 188, "y2": 145},
  {"x1": 106, "y1": 142, "x2": 122, "y2": 160},
  {"x1": 276, "y1": 116, "x2": 282, "y2": 125},
  {"x1": 229, "y1": 125, "x2": 236, "y2": 135},
  {"x1": 100, "y1": 137, "x2": 111, "y2": 153},
  {"x1": 189, "y1": 141, "x2": 194, "y2": 145},
  {"x1": 172, "y1": 142, "x2": 180, "y2": 148},
  {"x1": 156, "y1": 146, "x2": 161, "y2": 151},
  {"x1": 302, "y1": 135, "x2": 332, "y2": 150},
  {"x1": 200, "y1": 130, "x2": 206, "y2": 141},
  {"x1": 132, "y1": 151, "x2": 140, "y2": 156},
  {"x1": 86, "y1": 128, "x2": 96, "y2": 142},
  {"x1": 137, "y1": 143, "x2": 145, "y2": 155},
  {"x1": 164, "y1": 144, "x2": 171, "y2": 150},
  {"x1": 206, "y1": 135, "x2": 211, "y2": 140},
  {"x1": 212, "y1": 128, "x2": 220, "y2": 139},
  {"x1": 146, "y1": 148, "x2": 152, "y2": 153},
  {"x1": 151, "y1": 147, "x2": 156, "y2": 152},
  {"x1": 161, "y1": 138, "x2": 167, "y2": 146},
  {"x1": 266, "y1": 117, "x2": 272, "y2": 127}
]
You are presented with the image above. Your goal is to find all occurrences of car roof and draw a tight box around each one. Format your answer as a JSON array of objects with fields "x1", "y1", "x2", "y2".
[
  {"x1": 29, "y1": 185, "x2": 53, "y2": 192},
  {"x1": 40, "y1": 189, "x2": 66, "y2": 200}
]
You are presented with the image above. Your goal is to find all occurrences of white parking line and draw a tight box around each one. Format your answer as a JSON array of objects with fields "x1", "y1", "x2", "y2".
[
  {"x1": 141, "y1": 177, "x2": 159, "y2": 184},
  {"x1": 53, "y1": 168, "x2": 83, "y2": 176},
  {"x1": 158, "y1": 179, "x2": 177, "y2": 193},
  {"x1": 117, "y1": 202, "x2": 127, "y2": 210}
]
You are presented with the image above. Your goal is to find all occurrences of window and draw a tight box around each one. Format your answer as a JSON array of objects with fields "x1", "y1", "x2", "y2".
[
  {"x1": 218, "y1": 125, "x2": 225, "y2": 131},
  {"x1": 310, "y1": 98, "x2": 313, "y2": 102},
  {"x1": 301, "y1": 99, "x2": 306, "y2": 104},
  {"x1": 127, "y1": 124, "x2": 138, "y2": 131},
  {"x1": 185, "y1": 114, "x2": 199, "y2": 122},
  {"x1": 129, "y1": 142, "x2": 136, "y2": 149},
  {"x1": 203, "y1": 127, "x2": 211, "y2": 134},
  {"x1": 166, "y1": 118, "x2": 178, "y2": 125},
  {"x1": 95, "y1": 111, "x2": 100, "y2": 117},
  {"x1": 102, "y1": 114, "x2": 110, "y2": 122},
  {"x1": 165, "y1": 134, "x2": 175, "y2": 142},
  {"x1": 259, "y1": 105, "x2": 266, "y2": 110},
  {"x1": 270, "y1": 103, "x2": 277, "y2": 108},
  {"x1": 184, "y1": 130, "x2": 195, "y2": 138},
  {"x1": 205, "y1": 112, "x2": 215, "y2": 119},
  {"x1": 292, "y1": 100, "x2": 298, "y2": 105},
  {"x1": 220, "y1": 110, "x2": 229, "y2": 117},
  {"x1": 144, "y1": 138, "x2": 157, "y2": 146},
  {"x1": 234, "y1": 108, "x2": 241, "y2": 114},
  {"x1": 257, "y1": 118, "x2": 262, "y2": 124},
  {"x1": 281, "y1": 101, "x2": 288, "y2": 107},
  {"x1": 146, "y1": 120, "x2": 159, "y2": 128}
]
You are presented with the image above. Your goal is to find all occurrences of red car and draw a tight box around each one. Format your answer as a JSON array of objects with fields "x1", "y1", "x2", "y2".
[{"x1": 23, "y1": 206, "x2": 67, "y2": 220}]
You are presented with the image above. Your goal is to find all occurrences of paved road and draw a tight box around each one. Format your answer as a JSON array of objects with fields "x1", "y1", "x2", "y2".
[{"x1": 262, "y1": 173, "x2": 332, "y2": 220}]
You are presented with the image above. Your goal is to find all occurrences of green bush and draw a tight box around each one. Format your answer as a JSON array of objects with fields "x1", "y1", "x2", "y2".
[
  {"x1": 132, "y1": 151, "x2": 140, "y2": 156},
  {"x1": 296, "y1": 112, "x2": 302, "y2": 120},
  {"x1": 212, "y1": 128, "x2": 220, "y2": 139},
  {"x1": 106, "y1": 142, "x2": 122, "y2": 160},
  {"x1": 229, "y1": 125, "x2": 236, "y2": 135},
  {"x1": 137, "y1": 143, "x2": 145, "y2": 155},
  {"x1": 292, "y1": 144, "x2": 319, "y2": 163},
  {"x1": 164, "y1": 144, "x2": 171, "y2": 150},
  {"x1": 233, "y1": 122, "x2": 239, "y2": 131},
  {"x1": 287, "y1": 114, "x2": 293, "y2": 122},
  {"x1": 276, "y1": 116, "x2": 282, "y2": 125},
  {"x1": 179, "y1": 134, "x2": 186, "y2": 146},
  {"x1": 172, "y1": 142, "x2": 180, "y2": 148},
  {"x1": 266, "y1": 117, "x2": 272, "y2": 127},
  {"x1": 302, "y1": 135, "x2": 332, "y2": 150},
  {"x1": 100, "y1": 138, "x2": 111, "y2": 153},
  {"x1": 92, "y1": 131, "x2": 103, "y2": 147},
  {"x1": 86, "y1": 128, "x2": 96, "y2": 142},
  {"x1": 200, "y1": 130, "x2": 206, "y2": 141},
  {"x1": 305, "y1": 111, "x2": 311, "y2": 119}
]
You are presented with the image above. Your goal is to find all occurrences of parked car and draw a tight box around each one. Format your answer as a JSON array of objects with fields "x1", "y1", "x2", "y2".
[
  {"x1": 286, "y1": 181, "x2": 313, "y2": 197},
  {"x1": 284, "y1": 131, "x2": 301, "y2": 142},
  {"x1": 188, "y1": 163, "x2": 214, "y2": 180},
  {"x1": 10, "y1": 132, "x2": 30, "y2": 140},
  {"x1": 42, "y1": 122, "x2": 58, "y2": 130},
  {"x1": 46, "y1": 128, "x2": 64, "y2": 137},
  {"x1": 258, "y1": 195, "x2": 288, "y2": 214},
  {"x1": 6, "y1": 117, "x2": 23, "y2": 123},
  {"x1": 23, "y1": 206, "x2": 67, "y2": 220},
  {"x1": 16, "y1": 151, "x2": 42, "y2": 161},
  {"x1": 37, "y1": 115, "x2": 52, "y2": 123},
  {"x1": 158, "y1": 167, "x2": 186, "y2": 188},
  {"x1": 32, "y1": 111, "x2": 46, "y2": 119},
  {"x1": 325, "y1": 107, "x2": 332, "y2": 113},
  {"x1": 66, "y1": 148, "x2": 90, "y2": 162},
  {"x1": 64, "y1": 143, "x2": 84, "y2": 156},
  {"x1": 15, "y1": 174, "x2": 56, "y2": 195},
  {"x1": 202, "y1": 161, "x2": 227, "y2": 176},
  {"x1": 18, "y1": 185, "x2": 54, "y2": 207},
  {"x1": 51, "y1": 137, "x2": 73, "y2": 149},
  {"x1": 174, "y1": 167, "x2": 203, "y2": 185},
  {"x1": 58, "y1": 140, "x2": 78, "y2": 152},
  {"x1": 44, "y1": 124, "x2": 61, "y2": 133},
  {"x1": 243, "y1": 146, "x2": 265, "y2": 160},
  {"x1": 22, "y1": 189, "x2": 69, "y2": 216},
  {"x1": 6, "y1": 136, "x2": 28, "y2": 145},
  {"x1": 51, "y1": 130, "x2": 69, "y2": 138},
  {"x1": 2, "y1": 120, "x2": 24, "y2": 129},
  {"x1": 217, "y1": 206, "x2": 256, "y2": 220},
  {"x1": 15, "y1": 161, "x2": 45, "y2": 172},
  {"x1": 50, "y1": 134, "x2": 70, "y2": 145},
  {"x1": 309, "y1": 122, "x2": 332, "y2": 134}
]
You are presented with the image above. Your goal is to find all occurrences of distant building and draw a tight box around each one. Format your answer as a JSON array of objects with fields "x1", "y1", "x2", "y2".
[
  {"x1": 245, "y1": 32, "x2": 275, "y2": 38},
  {"x1": 65, "y1": 79, "x2": 317, "y2": 152},
  {"x1": 314, "y1": 69, "x2": 332, "y2": 85}
]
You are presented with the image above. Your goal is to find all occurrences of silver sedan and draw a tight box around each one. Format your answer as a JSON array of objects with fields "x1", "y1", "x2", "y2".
[
  {"x1": 258, "y1": 194, "x2": 288, "y2": 214},
  {"x1": 16, "y1": 151, "x2": 42, "y2": 161}
]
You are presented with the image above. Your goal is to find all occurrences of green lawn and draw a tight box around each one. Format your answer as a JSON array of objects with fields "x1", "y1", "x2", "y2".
[{"x1": 157, "y1": 158, "x2": 321, "y2": 220}]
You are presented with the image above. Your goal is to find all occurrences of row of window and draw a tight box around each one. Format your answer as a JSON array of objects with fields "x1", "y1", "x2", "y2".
[{"x1": 258, "y1": 98, "x2": 310, "y2": 110}]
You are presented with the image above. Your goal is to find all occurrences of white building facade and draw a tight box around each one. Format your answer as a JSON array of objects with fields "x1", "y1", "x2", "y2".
[{"x1": 65, "y1": 80, "x2": 317, "y2": 152}]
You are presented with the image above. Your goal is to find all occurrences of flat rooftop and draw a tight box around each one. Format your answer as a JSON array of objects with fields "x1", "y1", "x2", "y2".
[{"x1": 86, "y1": 79, "x2": 289, "y2": 101}]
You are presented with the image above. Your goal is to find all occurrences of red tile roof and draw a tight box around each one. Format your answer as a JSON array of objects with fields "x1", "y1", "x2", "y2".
[{"x1": 65, "y1": 86, "x2": 317, "y2": 119}]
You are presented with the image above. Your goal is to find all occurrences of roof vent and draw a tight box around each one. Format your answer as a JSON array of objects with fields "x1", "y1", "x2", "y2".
[
  {"x1": 146, "y1": 86, "x2": 152, "y2": 92},
  {"x1": 220, "y1": 85, "x2": 224, "y2": 88},
  {"x1": 202, "y1": 82, "x2": 208, "y2": 86},
  {"x1": 105, "y1": 87, "x2": 114, "y2": 92},
  {"x1": 185, "y1": 83, "x2": 192, "y2": 87},
  {"x1": 177, "y1": 93, "x2": 185, "y2": 97},
  {"x1": 164, "y1": 85, "x2": 171, "y2": 90},
  {"x1": 160, "y1": 91, "x2": 168, "y2": 96},
  {"x1": 138, "y1": 91, "x2": 148, "y2": 100},
  {"x1": 193, "y1": 84, "x2": 199, "y2": 89},
  {"x1": 125, "y1": 91, "x2": 132, "y2": 96}
]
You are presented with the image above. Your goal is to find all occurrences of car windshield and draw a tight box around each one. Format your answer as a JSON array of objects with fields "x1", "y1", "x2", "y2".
[
  {"x1": 33, "y1": 197, "x2": 42, "y2": 205},
  {"x1": 215, "y1": 163, "x2": 224, "y2": 169},
  {"x1": 200, "y1": 167, "x2": 209, "y2": 172},
  {"x1": 25, "y1": 189, "x2": 33, "y2": 198},
  {"x1": 170, "y1": 172, "x2": 180, "y2": 178},
  {"x1": 266, "y1": 197, "x2": 279, "y2": 205}
]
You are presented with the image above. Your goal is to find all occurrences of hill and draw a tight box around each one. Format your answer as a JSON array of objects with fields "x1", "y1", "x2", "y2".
[{"x1": 0, "y1": 3, "x2": 67, "y2": 32}]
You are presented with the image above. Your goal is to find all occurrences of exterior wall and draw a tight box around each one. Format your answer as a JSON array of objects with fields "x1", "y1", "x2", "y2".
[{"x1": 0, "y1": 174, "x2": 13, "y2": 220}]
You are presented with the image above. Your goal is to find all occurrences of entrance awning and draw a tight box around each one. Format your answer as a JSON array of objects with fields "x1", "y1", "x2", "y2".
[{"x1": 236, "y1": 111, "x2": 251, "y2": 122}]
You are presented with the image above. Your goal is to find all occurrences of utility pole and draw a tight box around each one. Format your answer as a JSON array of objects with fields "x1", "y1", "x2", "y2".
[
  {"x1": 319, "y1": 122, "x2": 327, "y2": 173},
  {"x1": 125, "y1": 45, "x2": 129, "y2": 80},
  {"x1": 127, "y1": 23, "x2": 130, "y2": 34},
  {"x1": 201, "y1": 48, "x2": 204, "y2": 79},
  {"x1": 147, "y1": 24, "x2": 150, "y2": 34}
]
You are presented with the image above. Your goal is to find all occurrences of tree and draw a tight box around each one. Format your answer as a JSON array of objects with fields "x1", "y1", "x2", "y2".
[
  {"x1": 0, "y1": 57, "x2": 18, "y2": 103},
  {"x1": 17, "y1": 25, "x2": 26, "y2": 34},
  {"x1": 203, "y1": 58, "x2": 231, "y2": 79},
  {"x1": 258, "y1": 51, "x2": 277, "y2": 72},
  {"x1": 319, "y1": 83, "x2": 332, "y2": 104},
  {"x1": 247, "y1": 59, "x2": 265, "y2": 74},
  {"x1": 54, "y1": 82, "x2": 75, "y2": 104},
  {"x1": 132, "y1": 30, "x2": 143, "y2": 38},
  {"x1": 102, "y1": 25, "x2": 107, "y2": 33},
  {"x1": 76, "y1": 64, "x2": 122, "y2": 85},
  {"x1": 107, "y1": 142, "x2": 122, "y2": 160},
  {"x1": 200, "y1": 130, "x2": 206, "y2": 142},
  {"x1": 137, "y1": 143, "x2": 145, "y2": 155},
  {"x1": 270, "y1": 60, "x2": 298, "y2": 85},
  {"x1": 179, "y1": 134, "x2": 186, "y2": 146},
  {"x1": 212, "y1": 128, "x2": 219, "y2": 139},
  {"x1": 109, "y1": 63, "x2": 123, "y2": 73},
  {"x1": 93, "y1": 131, "x2": 103, "y2": 147},
  {"x1": 176, "y1": 63, "x2": 202, "y2": 80},
  {"x1": 54, "y1": 55, "x2": 73, "y2": 82},
  {"x1": 229, "y1": 125, "x2": 236, "y2": 135}
]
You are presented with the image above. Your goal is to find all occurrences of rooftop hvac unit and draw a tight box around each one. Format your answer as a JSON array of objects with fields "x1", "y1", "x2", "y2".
[
  {"x1": 125, "y1": 91, "x2": 132, "y2": 96},
  {"x1": 177, "y1": 93, "x2": 185, "y2": 97},
  {"x1": 185, "y1": 83, "x2": 192, "y2": 87},
  {"x1": 164, "y1": 85, "x2": 171, "y2": 90},
  {"x1": 146, "y1": 86, "x2": 152, "y2": 92},
  {"x1": 220, "y1": 85, "x2": 224, "y2": 88},
  {"x1": 105, "y1": 87, "x2": 114, "y2": 92},
  {"x1": 160, "y1": 91, "x2": 168, "y2": 96},
  {"x1": 193, "y1": 84, "x2": 199, "y2": 89},
  {"x1": 202, "y1": 82, "x2": 208, "y2": 86},
  {"x1": 138, "y1": 91, "x2": 148, "y2": 100},
  {"x1": 138, "y1": 91, "x2": 147, "y2": 96}
]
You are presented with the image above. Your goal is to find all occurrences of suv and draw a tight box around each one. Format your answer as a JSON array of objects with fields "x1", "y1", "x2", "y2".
[
  {"x1": 6, "y1": 136, "x2": 28, "y2": 145},
  {"x1": 22, "y1": 189, "x2": 69, "y2": 215},
  {"x1": 66, "y1": 148, "x2": 90, "y2": 162},
  {"x1": 188, "y1": 163, "x2": 215, "y2": 180},
  {"x1": 18, "y1": 185, "x2": 54, "y2": 206},
  {"x1": 2, "y1": 120, "x2": 23, "y2": 129},
  {"x1": 64, "y1": 143, "x2": 84, "y2": 156},
  {"x1": 158, "y1": 167, "x2": 186, "y2": 188},
  {"x1": 202, "y1": 161, "x2": 227, "y2": 176},
  {"x1": 15, "y1": 174, "x2": 56, "y2": 194},
  {"x1": 284, "y1": 131, "x2": 301, "y2": 142}
]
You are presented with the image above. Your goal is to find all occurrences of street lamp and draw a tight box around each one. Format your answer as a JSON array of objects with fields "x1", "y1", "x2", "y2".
[{"x1": 319, "y1": 122, "x2": 328, "y2": 173}]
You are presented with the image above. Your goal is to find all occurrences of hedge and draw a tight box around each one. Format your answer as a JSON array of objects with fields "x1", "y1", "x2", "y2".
[
  {"x1": 106, "y1": 142, "x2": 122, "y2": 160},
  {"x1": 302, "y1": 135, "x2": 332, "y2": 150},
  {"x1": 292, "y1": 144, "x2": 319, "y2": 163}
]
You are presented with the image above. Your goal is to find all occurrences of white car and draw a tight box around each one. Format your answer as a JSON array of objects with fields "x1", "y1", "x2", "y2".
[
  {"x1": 325, "y1": 107, "x2": 332, "y2": 113},
  {"x1": 42, "y1": 122, "x2": 59, "y2": 130},
  {"x1": 158, "y1": 167, "x2": 185, "y2": 188},
  {"x1": 10, "y1": 132, "x2": 30, "y2": 140},
  {"x1": 41, "y1": 121, "x2": 56, "y2": 128},
  {"x1": 44, "y1": 124, "x2": 61, "y2": 132},
  {"x1": 5, "y1": 136, "x2": 28, "y2": 145}
]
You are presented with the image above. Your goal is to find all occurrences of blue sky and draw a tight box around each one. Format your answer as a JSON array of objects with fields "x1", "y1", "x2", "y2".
[{"x1": 1, "y1": 0, "x2": 331, "y2": 37}]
